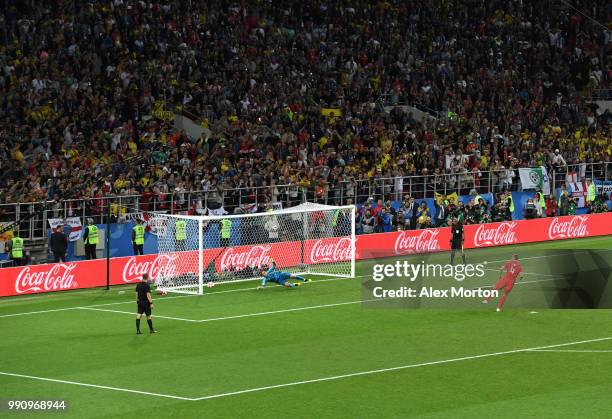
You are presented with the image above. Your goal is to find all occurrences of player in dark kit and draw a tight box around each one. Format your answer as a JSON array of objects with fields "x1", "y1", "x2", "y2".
[
  {"x1": 135, "y1": 273, "x2": 156, "y2": 334},
  {"x1": 450, "y1": 218, "x2": 466, "y2": 265}
]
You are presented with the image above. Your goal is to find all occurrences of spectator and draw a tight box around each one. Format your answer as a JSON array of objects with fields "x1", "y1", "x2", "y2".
[
  {"x1": 568, "y1": 198, "x2": 577, "y2": 215},
  {"x1": 416, "y1": 202, "x2": 431, "y2": 229},
  {"x1": 524, "y1": 199, "x2": 538, "y2": 220},
  {"x1": 264, "y1": 215, "x2": 280, "y2": 243},
  {"x1": 49, "y1": 226, "x2": 68, "y2": 263},
  {"x1": 402, "y1": 197, "x2": 418, "y2": 230},
  {"x1": 551, "y1": 149, "x2": 568, "y2": 171},
  {"x1": 545, "y1": 195, "x2": 557, "y2": 217},
  {"x1": 396, "y1": 210, "x2": 407, "y2": 231},
  {"x1": 361, "y1": 210, "x2": 376, "y2": 234},
  {"x1": 433, "y1": 199, "x2": 448, "y2": 227},
  {"x1": 534, "y1": 195, "x2": 545, "y2": 218},
  {"x1": 0, "y1": 0, "x2": 609, "y2": 238},
  {"x1": 558, "y1": 187, "x2": 570, "y2": 216},
  {"x1": 378, "y1": 208, "x2": 393, "y2": 233}
]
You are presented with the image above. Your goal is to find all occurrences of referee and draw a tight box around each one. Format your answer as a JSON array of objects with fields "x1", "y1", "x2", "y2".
[
  {"x1": 135, "y1": 274, "x2": 156, "y2": 334},
  {"x1": 450, "y1": 218, "x2": 466, "y2": 265}
]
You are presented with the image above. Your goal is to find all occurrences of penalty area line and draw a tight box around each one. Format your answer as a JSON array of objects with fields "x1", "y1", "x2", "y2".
[
  {"x1": 3, "y1": 337, "x2": 610, "y2": 401},
  {"x1": 0, "y1": 306, "x2": 81, "y2": 318},
  {"x1": 197, "y1": 299, "x2": 378, "y2": 323},
  {"x1": 0, "y1": 276, "x2": 357, "y2": 318},
  {"x1": 192, "y1": 336, "x2": 612, "y2": 401},
  {"x1": 0, "y1": 371, "x2": 196, "y2": 401},
  {"x1": 78, "y1": 299, "x2": 379, "y2": 323},
  {"x1": 77, "y1": 307, "x2": 201, "y2": 322}
]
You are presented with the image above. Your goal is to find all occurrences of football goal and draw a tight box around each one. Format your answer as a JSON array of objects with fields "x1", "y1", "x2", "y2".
[{"x1": 151, "y1": 203, "x2": 355, "y2": 294}]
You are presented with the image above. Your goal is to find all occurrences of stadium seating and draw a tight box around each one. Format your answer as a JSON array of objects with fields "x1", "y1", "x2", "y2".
[{"x1": 0, "y1": 0, "x2": 610, "y2": 258}]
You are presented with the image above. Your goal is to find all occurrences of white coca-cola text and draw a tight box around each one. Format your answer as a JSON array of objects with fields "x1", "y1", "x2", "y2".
[
  {"x1": 310, "y1": 238, "x2": 354, "y2": 263},
  {"x1": 548, "y1": 216, "x2": 589, "y2": 240},
  {"x1": 220, "y1": 245, "x2": 271, "y2": 271},
  {"x1": 15, "y1": 264, "x2": 77, "y2": 294},
  {"x1": 473, "y1": 222, "x2": 518, "y2": 247},
  {"x1": 122, "y1": 254, "x2": 179, "y2": 282},
  {"x1": 394, "y1": 230, "x2": 441, "y2": 254}
]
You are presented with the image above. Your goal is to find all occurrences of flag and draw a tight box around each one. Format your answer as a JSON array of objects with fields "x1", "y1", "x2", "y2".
[
  {"x1": 48, "y1": 217, "x2": 82, "y2": 242},
  {"x1": 435, "y1": 192, "x2": 458, "y2": 205},
  {"x1": 519, "y1": 166, "x2": 550, "y2": 195},
  {"x1": 566, "y1": 182, "x2": 587, "y2": 207}
]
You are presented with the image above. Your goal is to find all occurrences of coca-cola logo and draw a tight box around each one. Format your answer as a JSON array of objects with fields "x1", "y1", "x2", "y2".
[
  {"x1": 122, "y1": 254, "x2": 179, "y2": 283},
  {"x1": 310, "y1": 238, "x2": 354, "y2": 263},
  {"x1": 15, "y1": 263, "x2": 77, "y2": 294},
  {"x1": 220, "y1": 245, "x2": 271, "y2": 271},
  {"x1": 473, "y1": 222, "x2": 518, "y2": 247},
  {"x1": 548, "y1": 216, "x2": 589, "y2": 240},
  {"x1": 394, "y1": 230, "x2": 441, "y2": 255}
]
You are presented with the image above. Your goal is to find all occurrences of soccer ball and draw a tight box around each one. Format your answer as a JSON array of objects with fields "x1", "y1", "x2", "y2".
[{"x1": 206, "y1": 281, "x2": 215, "y2": 288}]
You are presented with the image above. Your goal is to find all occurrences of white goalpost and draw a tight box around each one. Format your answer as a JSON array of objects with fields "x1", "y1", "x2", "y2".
[{"x1": 152, "y1": 203, "x2": 356, "y2": 295}]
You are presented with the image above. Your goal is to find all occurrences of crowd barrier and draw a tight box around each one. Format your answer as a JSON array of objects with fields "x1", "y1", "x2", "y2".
[{"x1": 1, "y1": 212, "x2": 611, "y2": 297}]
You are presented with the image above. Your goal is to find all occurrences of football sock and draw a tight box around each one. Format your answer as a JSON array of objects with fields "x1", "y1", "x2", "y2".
[
  {"x1": 147, "y1": 319, "x2": 154, "y2": 331},
  {"x1": 136, "y1": 319, "x2": 141, "y2": 332},
  {"x1": 462, "y1": 253, "x2": 466, "y2": 264},
  {"x1": 498, "y1": 292, "x2": 509, "y2": 310}
]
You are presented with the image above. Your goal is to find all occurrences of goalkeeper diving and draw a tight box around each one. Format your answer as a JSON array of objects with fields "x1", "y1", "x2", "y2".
[{"x1": 257, "y1": 260, "x2": 311, "y2": 289}]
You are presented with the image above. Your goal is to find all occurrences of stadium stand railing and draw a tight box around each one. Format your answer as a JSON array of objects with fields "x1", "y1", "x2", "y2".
[{"x1": 1, "y1": 162, "x2": 610, "y2": 243}]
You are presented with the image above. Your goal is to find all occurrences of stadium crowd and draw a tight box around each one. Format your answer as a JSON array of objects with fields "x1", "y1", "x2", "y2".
[
  {"x1": 0, "y1": 0, "x2": 610, "y2": 218},
  {"x1": 356, "y1": 185, "x2": 612, "y2": 234}
]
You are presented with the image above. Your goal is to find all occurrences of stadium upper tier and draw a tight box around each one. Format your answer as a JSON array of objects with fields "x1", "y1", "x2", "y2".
[{"x1": 0, "y1": 0, "x2": 609, "y2": 206}]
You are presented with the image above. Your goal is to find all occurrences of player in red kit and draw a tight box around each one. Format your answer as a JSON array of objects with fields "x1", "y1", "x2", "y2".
[{"x1": 483, "y1": 254, "x2": 523, "y2": 311}]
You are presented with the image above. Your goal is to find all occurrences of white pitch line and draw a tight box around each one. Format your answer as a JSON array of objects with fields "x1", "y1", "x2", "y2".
[
  {"x1": 77, "y1": 300, "x2": 376, "y2": 323},
  {"x1": 482, "y1": 268, "x2": 565, "y2": 279},
  {"x1": 0, "y1": 371, "x2": 195, "y2": 401},
  {"x1": 0, "y1": 276, "x2": 357, "y2": 319},
  {"x1": 528, "y1": 349, "x2": 612, "y2": 353},
  {"x1": 197, "y1": 299, "x2": 375, "y2": 323},
  {"x1": 520, "y1": 278, "x2": 563, "y2": 285},
  {"x1": 0, "y1": 306, "x2": 81, "y2": 318},
  {"x1": 0, "y1": 249, "x2": 612, "y2": 318},
  {"x1": 473, "y1": 276, "x2": 562, "y2": 291},
  {"x1": 192, "y1": 336, "x2": 612, "y2": 401},
  {"x1": 2, "y1": 337, "x2": 610, "y2": 400},
  {"x1": 485, "y1": 248, "x2": 612, "y2": 265},
  {"x1": 78, "y1": 307, "x2": 201, "y2": 322},
  {"x1": 3, "y1": 247, "x2": 610, "y2": 319}
]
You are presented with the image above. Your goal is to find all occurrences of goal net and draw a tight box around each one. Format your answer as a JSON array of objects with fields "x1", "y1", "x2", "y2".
[{"x1": 153, "y1": 203, "x2": 355, "y2": 294}]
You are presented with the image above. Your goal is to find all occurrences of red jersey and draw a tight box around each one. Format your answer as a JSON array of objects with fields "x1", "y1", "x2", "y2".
[{"x1": 503, "y1": 260, "x2": 523, "y2": 282}]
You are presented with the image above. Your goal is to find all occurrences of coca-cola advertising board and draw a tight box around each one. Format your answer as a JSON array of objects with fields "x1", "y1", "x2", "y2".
[
  {"x1": 462, "y1": 214, "x2": 605, "y2": 248},
  {"x1": 1, "y1": 213, "x2": 611, "y2": 297}
]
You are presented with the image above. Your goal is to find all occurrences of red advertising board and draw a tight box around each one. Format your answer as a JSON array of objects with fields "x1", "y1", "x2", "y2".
[{"x1": 2, "y1": 213, "x2": 611, "y2": 297}]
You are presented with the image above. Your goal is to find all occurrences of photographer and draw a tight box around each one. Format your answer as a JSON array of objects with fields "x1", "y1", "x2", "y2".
[{"x1": 523, "y1": 198, "x2": 537, "y2": 220}]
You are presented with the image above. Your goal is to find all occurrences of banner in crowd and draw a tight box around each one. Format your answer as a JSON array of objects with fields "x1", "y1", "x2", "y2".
[
  {"x1": 2, "y1": 212, "x2": 611, "y2": 297},
  {"x1": 48, "y1": 218, "x2": 83, "y2": 242},
  {"x1": 595, "y1": 180, "x2": 612, "y2": 194},
  {"x1": 519, "y1": 166, "x2": 551, "y2": 195},
  {"x1": 565, "y1": 182, "x2": 587, "y2": 207},
  {"x1": 207, "y1": 207, "x2": 228, "y2": 216}
]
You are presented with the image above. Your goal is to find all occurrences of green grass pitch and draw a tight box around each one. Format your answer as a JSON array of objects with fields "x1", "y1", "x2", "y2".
[{"x1": 1, "y1": 236, "x2": 612, "y2": 418}]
